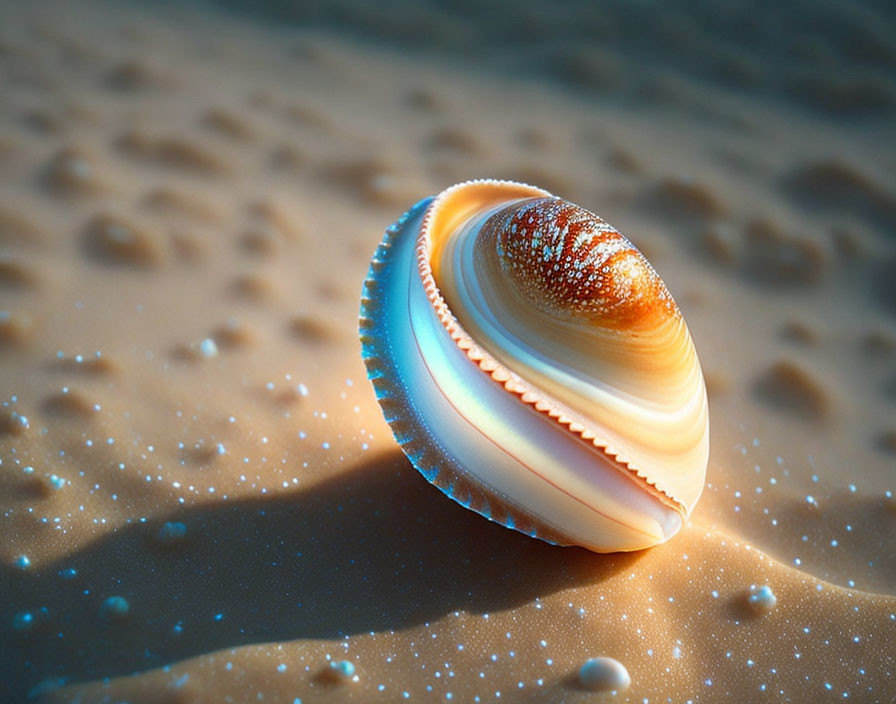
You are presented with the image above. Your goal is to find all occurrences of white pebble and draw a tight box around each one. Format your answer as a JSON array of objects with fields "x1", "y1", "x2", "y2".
[
  {"x1": 578, "y1": 656, "x2": 631, "y2": 692},
  {"x1": 198, "y1": 338, "x2": 218, "y2": 358},
  {"x1": 328, "y1": 660, "x2": 356, "y2": 682},
  {"x1": 100, "y1": 595, "x2": 130, "y2": 621},
  {"x1": 747, "y1": 584, "x2": 777, "y2": 613}
]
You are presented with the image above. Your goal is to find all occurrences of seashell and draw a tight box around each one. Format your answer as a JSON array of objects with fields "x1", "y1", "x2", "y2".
[{"x1": 359, "y1": 180, "x2": 708, "y2": 552}]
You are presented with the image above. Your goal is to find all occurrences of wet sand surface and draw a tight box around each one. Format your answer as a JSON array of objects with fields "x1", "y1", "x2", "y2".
[{"x1": 1, "y1": 0, "x2": 895, "y2": 701}]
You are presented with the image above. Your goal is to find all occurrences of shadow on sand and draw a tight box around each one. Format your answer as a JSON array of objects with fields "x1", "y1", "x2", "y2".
[{"x1": 1, "y1": 450, "x2": 640, "y2": 701}]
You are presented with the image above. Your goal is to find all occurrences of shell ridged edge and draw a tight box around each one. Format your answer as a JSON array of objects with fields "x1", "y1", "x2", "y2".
[{"x1": 359, "y1": 182, "x2": 575, "y2": 544}]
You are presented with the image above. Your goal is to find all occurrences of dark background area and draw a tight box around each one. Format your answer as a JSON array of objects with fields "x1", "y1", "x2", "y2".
[{"x1": 197, "y1": 0, "x2": 896, "y2": 118}]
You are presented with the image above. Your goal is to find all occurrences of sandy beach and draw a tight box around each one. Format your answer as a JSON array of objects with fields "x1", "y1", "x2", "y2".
[{"x1": 1, "y1": 0, "x2": 895, "y2": 701}]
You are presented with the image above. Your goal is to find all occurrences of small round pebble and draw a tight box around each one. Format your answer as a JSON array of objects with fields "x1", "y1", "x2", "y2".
[
  {"x1": 328, "y1": 660, "x2": 356, "y2": 681},
  {"x1": 578, "y1": 656, "x2": 631, "y2": 692},
  {"x1": 198, "y1": 337, "x2": 218, "y2": 358},
  {"x1": 99, "y1": 595, "x2": 130, "y2": 621},
  {"x1": 47, "y1": 474, "x2": 66, "y2": 490},
  {"x1": 157, "y1": 521, "x2": 188, "y2": 545},
  {"x1": 747, "y1": 584, "x2": 777, "y2": 613}
]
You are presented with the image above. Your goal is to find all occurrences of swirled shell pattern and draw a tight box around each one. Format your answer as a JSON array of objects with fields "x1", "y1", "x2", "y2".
[{"x1": 360, "y1": 180, "x2": 708, "y2": 552}]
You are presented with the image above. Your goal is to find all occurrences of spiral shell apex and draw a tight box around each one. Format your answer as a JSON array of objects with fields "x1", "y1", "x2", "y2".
[{"x1": 359, "y1": 180, "x2": 709, "y2": 552}]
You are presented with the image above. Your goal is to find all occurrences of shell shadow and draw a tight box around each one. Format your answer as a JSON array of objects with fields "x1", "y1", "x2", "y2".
[{"x1": 0, "y1": 449, "x2": 640, "y2": 701}]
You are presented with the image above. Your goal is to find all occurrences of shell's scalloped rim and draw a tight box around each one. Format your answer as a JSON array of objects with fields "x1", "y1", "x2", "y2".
[
  {"x1": 431, "y1": 177, "x2": 552, "y2": 200},
  {"x1": 359, "y1": 179, "x2": 575, "y2": 546},
  {"x1": 360, "y1": 179, "x2": 686, "y2": 551},
  {"x1": 359, "y1": 186, "x2": 573, "y2": 546}
]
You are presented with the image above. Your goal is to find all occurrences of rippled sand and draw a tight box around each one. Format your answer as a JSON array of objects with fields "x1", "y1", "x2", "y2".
[{"x1": 1, "y1": 1, "x2": 895, "y2": 702}]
